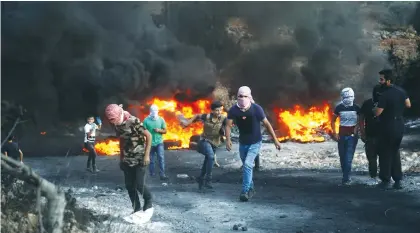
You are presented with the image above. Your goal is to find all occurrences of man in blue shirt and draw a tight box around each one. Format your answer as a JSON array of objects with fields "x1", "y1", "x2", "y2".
[{"x1": 225, "y1": 86, "x2": 281, "y2": 202}]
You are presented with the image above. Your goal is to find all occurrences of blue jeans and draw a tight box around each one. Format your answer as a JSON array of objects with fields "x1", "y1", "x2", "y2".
[
  {"x1": 239, "y1": 141, "x2": 262, "y2": 193},
  {"x1": 149, "y1": 143, "x2": 166, "y2": 177},
  {"x1": 338, "y1": 135, "x2": 358, "y2": 182},
  {"x1": 198, "y1": 140, "x2": 216, "y2": 181}
]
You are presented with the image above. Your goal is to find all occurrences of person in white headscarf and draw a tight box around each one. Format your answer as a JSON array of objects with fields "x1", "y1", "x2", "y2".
[
  {"x1": 235, "y1": 86, "x2": 261, "y2": 171},
  {"x1": 225, "y1": 86, "x2": 281, "y2": 202},
  {"x1": 331, "y1": 87, "x2": 361, "y2": 185},
  {"x1": 236, "y1": 86, "x2": 255, "y2": 111},
  {"x1": 143, "y1": 104, "x2": 169, "y2": 180}
]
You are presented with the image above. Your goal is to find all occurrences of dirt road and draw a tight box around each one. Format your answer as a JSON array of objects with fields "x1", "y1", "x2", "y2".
[{"x1": 25, "y1": 138, "x2": 420, "y2": 233}]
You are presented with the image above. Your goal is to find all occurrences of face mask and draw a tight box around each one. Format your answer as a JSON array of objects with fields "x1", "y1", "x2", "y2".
[
  {"x1": 114, "y1": 112, "x2": 124, "y2": 125},
  {"x1": 237, "y1": 97, "x2": 251, "y2": 110},
  {"x1": 150, "y1": 110, "x2": 159, "y2": 120},
  {"x1": 340, "y1": 87, "x2": 354, "y2": 107}
]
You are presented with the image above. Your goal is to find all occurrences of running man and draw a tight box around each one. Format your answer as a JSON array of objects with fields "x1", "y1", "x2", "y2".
[{"x1": 181, "y1": 101, "x2": 226, "y2": 190}]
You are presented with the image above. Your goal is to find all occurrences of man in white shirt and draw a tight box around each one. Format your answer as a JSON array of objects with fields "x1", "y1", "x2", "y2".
[{"x1": 84, "y1": 116, "x2": 102, "y2": 173}]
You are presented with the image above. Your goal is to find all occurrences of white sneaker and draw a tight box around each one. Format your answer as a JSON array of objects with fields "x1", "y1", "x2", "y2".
[
  {"x1": 366, "y1": 178, "x2": 379, "y2": 186},
  {"x1": 123, "y1": 207, "x2": 154, "y2": 225}
]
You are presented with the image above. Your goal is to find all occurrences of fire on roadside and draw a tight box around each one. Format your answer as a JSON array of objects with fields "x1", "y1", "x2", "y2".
[
  {"x1": 91, "y1": 99, "x2": 340, "y2": 156},
  {"x1": 276, "y1": 104, "x2": 339, "y2": 142},
  {"x1": 93, "y1": 98, "x2": 215, "y2": 155}
]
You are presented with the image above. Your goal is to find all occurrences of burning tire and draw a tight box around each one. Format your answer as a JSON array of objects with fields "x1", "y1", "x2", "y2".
[{"x1": 163, "y1": 140, "x2": 182, "y2": 150}]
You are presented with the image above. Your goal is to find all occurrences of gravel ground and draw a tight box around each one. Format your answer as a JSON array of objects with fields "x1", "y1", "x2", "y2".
[{"x1": 22, "y1": 131, "x2": 420, "y2": 233}]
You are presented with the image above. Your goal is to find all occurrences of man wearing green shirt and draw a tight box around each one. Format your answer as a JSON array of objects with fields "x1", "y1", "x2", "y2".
[{"x1": 143, "y1": 104, "x2": 169, "y2": 180}]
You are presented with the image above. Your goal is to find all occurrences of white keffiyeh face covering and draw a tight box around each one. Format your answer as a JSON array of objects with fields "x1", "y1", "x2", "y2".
[
  {"x1": 149, "y1": 104, "x2": 159, "y2": 120},
  {"x1": 340, "y1": 87, "x2": 355, "y2": 107},
  {"x1": 237, "y1": 86, "x2": 255, "y2": 111}
]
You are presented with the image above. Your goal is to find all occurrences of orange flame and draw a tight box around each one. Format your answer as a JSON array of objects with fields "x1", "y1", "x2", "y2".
[
  {"x1": 94, "y1": 139, "x2": 120, "y2": 155},
  {"x1": 93, "y1": 99, "x2": 340, "y2": 156},
  {"x1": 276, "y1": 104, "x2": 339, "y2": 142},
  {"x1": 94, "y1": 98, "x2": 215, "y2": 155},
  {"x1": 40, "y1": 131, "x2": 46, "y2": 135}
]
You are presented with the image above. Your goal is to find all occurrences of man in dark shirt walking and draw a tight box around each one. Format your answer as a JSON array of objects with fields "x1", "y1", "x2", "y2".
[
  {"x1": 374, "y1": 69, "x2": 411, "y2": 189},
  {"x1": 225, "y1": 86, "x2": 281, "y2": 202},
  {"x1": 359, "y1": 84, "x2": 386, "y2": 185}
]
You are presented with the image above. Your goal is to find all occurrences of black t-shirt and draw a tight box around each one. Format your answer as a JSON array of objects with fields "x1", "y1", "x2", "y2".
[
  {"x1": 227, "y1": 104, "x2": 266, "y2": 145},
  {"x1": 1, "y1": 141, "x2": 20, "y2": 160},
  {"x1": 360, "y1": 98, "x2": 379, "y2": 137},
  {"x1": 377, "y1": 85, "x2": 408, "y2": 123}
]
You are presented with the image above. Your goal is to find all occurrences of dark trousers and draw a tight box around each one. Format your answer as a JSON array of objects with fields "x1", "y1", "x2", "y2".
[
  {"x1": 378, "y1": 125, "x2": 404, "y2": 182},
  {"x1": 84, "y1": 142, "x2": 97, "y2": 169},
  {"x1": 338, "y1": 135, "x2": 358, "y2": 182},
  {"x1": 198, "y1": 140, "x2": 216, "y2": 181},
  {"x1": 365, "y1": 137, "x2": 379, "y2": 178},
  {"x1": 122, "y1": 163, "x2": 152, "y2": 212}
]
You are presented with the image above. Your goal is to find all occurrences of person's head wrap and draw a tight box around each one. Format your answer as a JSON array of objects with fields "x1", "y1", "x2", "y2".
[
  {"x1": 340, "y1": 87, "x2": 355, "y2": 107},
  {"x1": 237, "y1": 86, "x2": 255, "y2": 110},
  {"x1": 149, "y1": 104, "x2": 159, "y2": 120},
  {"x1": 105, "y1": 104, "x2": 130, "y2": 125}
]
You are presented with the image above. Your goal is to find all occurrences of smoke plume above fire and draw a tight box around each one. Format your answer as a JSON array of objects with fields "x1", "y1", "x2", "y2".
[
  {"x1": 1, "y1": 2, "x2": 417, "y2": 130},
  {"x1": 1, "y1": 2, "x2": 216, "y2": 129}
]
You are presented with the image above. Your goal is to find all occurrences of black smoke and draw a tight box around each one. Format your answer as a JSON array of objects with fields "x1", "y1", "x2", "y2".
[
  {"x1": 2, "y1": 2, "x2": 418, "y2": 132},
  {"x1": 1, "y1": 2, "x2": 216, "y2": 130},
  {"x1": 161, "y1": 2, "x2": 416, "y2": 109}
]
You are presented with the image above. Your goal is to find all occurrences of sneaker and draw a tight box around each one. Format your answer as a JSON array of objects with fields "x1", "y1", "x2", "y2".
[
  {"x1": 86, "y1": 168, "x2": 92, "y2": 172},
  {"x1": 239, "y1": 192, "x2": 249, "y2": 202},
  {"x1": 150, "y1": 173, "x2": 156, "y2": 177},
  {"x1": 160, "y1": 176, "x2": 169, "y2": 181},
  {"x1": 393, "y1": 181, "x2": 403, "y2": 190},
  {"x1": 366, "y1": 177, "x2": 379, "y2": 186}
]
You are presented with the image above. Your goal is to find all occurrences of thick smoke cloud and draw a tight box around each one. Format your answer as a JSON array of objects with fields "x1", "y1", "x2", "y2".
[
  {"x1": 1, "y1": 2, "x2": 216, "y2": 129},
  {"x1": 2, "y1": 2, "x2": 417, "y2": 131},
  {"x1": 163, "y1": 2, "x2": 416, "y2": 109}
]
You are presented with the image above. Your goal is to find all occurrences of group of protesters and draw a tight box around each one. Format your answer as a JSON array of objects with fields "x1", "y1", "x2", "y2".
[
  {"x1": 331, "y1": 69, "x2": 411, "y2": 189},
  {"x1": 79, "y1": 68, "x2": 411, "y2": 216}
]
